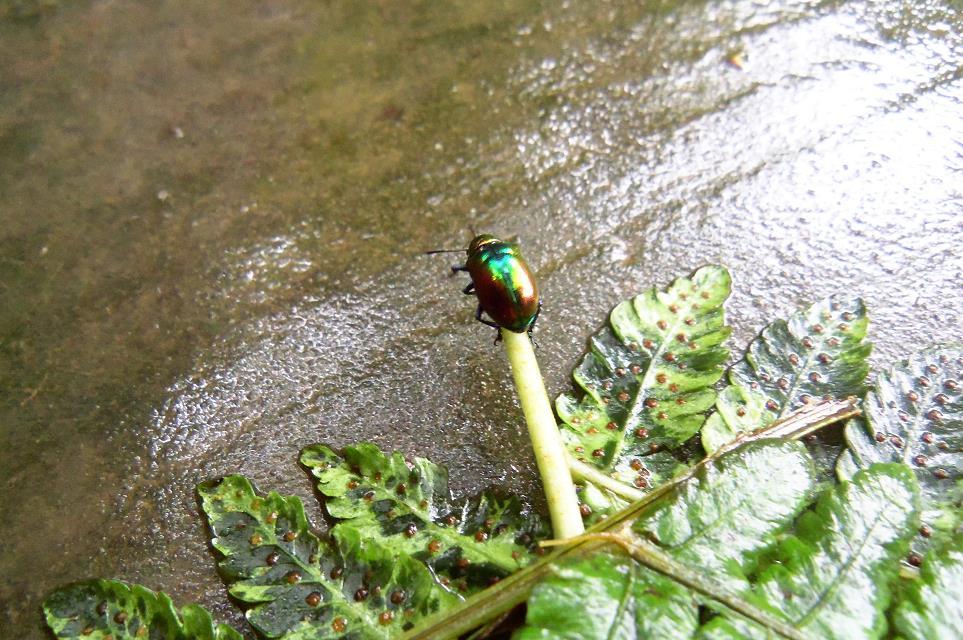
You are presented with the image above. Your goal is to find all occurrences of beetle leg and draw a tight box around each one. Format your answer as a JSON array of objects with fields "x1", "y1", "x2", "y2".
[
  {"x1": 527, "y1": 301, "x2": 542, "y2": 348},
  {"x1": 450, "y1": 264, "x2": 469, "y2": 276},
  {"x1": 462, "y1": 282, "x2": 475, "y2": 295},
  {"x1": 475, "y1": 304, "x2": 501, "y2": 328}
]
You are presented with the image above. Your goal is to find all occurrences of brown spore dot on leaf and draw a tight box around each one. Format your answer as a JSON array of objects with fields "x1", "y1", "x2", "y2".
[
  {"x1": 918, "y1": 376, "x2": 931, "y2": 387},
  {"x1": 606, "y1": 421, "x2": 617, "y2": 430},
  {"x1": 592, "y1": 448, "x2": 604, "y2": 458},
  {"x1": 907, "y1": 553, "x2": 923, "y2": 567},
  {"x1": 838, "y1": 323, "x2": 849, "y2": 332},
  {"x1": 649, "y1": 443, "x2": 661, "y2": 453},
  {"x1": 818, "y1": 353, "x2": 833, "y2": 364},
  {"x1": 933, "y1": 468, "x2": 949, "y2": 479},
  {"x1": 96, "y1": 601, "x2": 108, "y2": 616},
  {"x1": 766, "y1": 400, "x2": 779, "y2": 411},
  {"x1": 362, "y1": 491, "x2": 375, "y2": 501},
  {"x1": 736, "y1": 407, "x2": 746, "y2": 417},
  {"x1": 630, "y1": 458, "x2": 643, "y2": 470},
  {"x1": 657, "y1": 412, "x2": 667, "y2": 420},
  {"x1": 404, "y1": 523, "x2": 418, "y2": 538},
  {"x1": 944, "y1": 379, "x2": 958, "y2": 390},
  {"x1": 788, "y1": 353, "x2": 800, "y2": 366},
  {"x1": 874, "y1": 432, "x2": 886, "y2": 443},
  {"x1": 347, "y1": 480, "x2": 358, "y2": 489},
  {"x1": 428, "y1": 539, "x2": 441, "y2": 553},
  {"x1": 827, "y1": 337, "x2": 841, "y2": 347},
  {"x1": 809, "y1": 372, "x2": 822, "y2": 383},
  {"x1": 907, "y1": 391, "x2": 920, "y2": 402},
  {"x1": 922, "y1": 432, "x2": 935, "y2": 443},
  {"x1": 913, "y1": 455, "x2": 927, "y2": 467},
  {"x1": 935, "y1": 393, "x2": 949, "y2": 405},
  {"x1": 249, "y1": 534, "x2": 263, "y2": 545},
  {"x1": 675, "y1": 333, "x2": 686, "y2": 342},
  {"x1": 630, "y1": 364, "x2": 641, "y2": 374},
  {"x1": 634, "y1": 476, "x2": 648, "y2": 488},
  {"x1": 615, "y1": 367, "x2": 626, "y2": 377},
  {"x1": 283, "y1": 531, "x2": 297, "y2": 542},
  {"x1": 802, "y1": 337, "x2": 814, "y2": 349},
  {"x1": 643, "y1": 339, "x2": 654, "y2": 349},
  {"x1": 266, "y1": 551, "x2": 280, "y2": 566},
  {"x1": 285, "y1": 570, "x2": 302, "y2": 584},
  {"x1": 776, "y1": 377, "x2": 789, "y2": 390},
  {"x1": 919, "y1": 525, "x2": 932, "y2": 538},
  {"x1": 812, "y1": 324, "x2": 824, "y2": 334},
  {"x1": 305, "y1": 592, "x2": 322, "y2": 607},
  {"x1": 890, "y1": 435, "x2": 904, "y2": 448},
  {"x1": 354, "y1": 588, "x2": 369, "y2": 601},
  {"x1": 396, "y1": 482, "x2": 407, "y2": 495},
  {"x1": 579, "y1": 503, "x2": 592, "y2": 517},
  {"x1": 927, "y1": 409, "x2": 943, "y2": 422},
  {"x1": 330, "y1": 566, "x2": 343, "y2": 579},
  {"x1": 332, "y1": 617, "x2": 347, "y2": 633},
  {"x1": 663, "y1": 352, "x2": 676, "y2": 362},
  {"x1": 657, "y1": 320, "x2": 668, "y2": 330},
  {"x1": 656, "y1": 373, "x2": 667, "y2": 384},
  {"x1": 669, "y1": 304, "x2": 679, "y2": 313},
  {"x1": 644, "y1": 398, "x2": 658, "y2": 408},
  {"x1": 669, "y1": 383, "x2": 679, "y2": 392},
  {"x1": 266, "y1": 511, "x2": 277, "y2": 524},
  {"x1": 926, "y1": 364, "x2": 939, "y2": 374},
  {"x1": 446, "y1": 514, "x2": 458, "y2": 526},
  {"x1": 618, "y1": 391, "x2": 630, "y2": 402},
  {"x1": 636, "y1": 427, "x2": 649, "y2": 438},
  {"x1": 114, "y1": 611, "x2": 127, "y2": 624},
  {"x1": 475, "y1": 530, "x2": 489, "y2": 542}
]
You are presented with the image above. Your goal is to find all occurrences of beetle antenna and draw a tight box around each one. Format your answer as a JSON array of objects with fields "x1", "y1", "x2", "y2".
[{"x1": 424, "y1": 248, "x2": 465, "y2": 255}]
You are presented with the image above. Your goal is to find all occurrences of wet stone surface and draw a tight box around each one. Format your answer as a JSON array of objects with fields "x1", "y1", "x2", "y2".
[{"x1": 1, "y1": 0, "x2": 961, "y2": 636}]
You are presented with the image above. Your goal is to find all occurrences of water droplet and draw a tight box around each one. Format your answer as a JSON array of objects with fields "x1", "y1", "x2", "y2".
[
  {"x1": 286, "y1": 570, "x2": 302, "y2": 584},
  {"x1": 657, "y1": 320, "x2": 668, "y2": 330},
  {"x1": 305, "y1": 592, "x2": 321, "y2": 607},
  {"x1": 332, "y1": 617, "x2": 347, "y2": 633},
  {"x1": 283, "y1": 531, "x2": 297, "y2": 542},
  {"x1": 391, "y1": 590, "x2": 406, "y2": 604},
  {"x1": 266, "y1": 551, "x2": 280, "y2": 566}
]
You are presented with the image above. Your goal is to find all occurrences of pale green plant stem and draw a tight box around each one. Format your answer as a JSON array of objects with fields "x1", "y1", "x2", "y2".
[
  {"x1": 566, "y1": 452, "x2": 645, "y2": 502},
  {"x1": 501, "y1": 329, "x2": 585, "y2": 539}
]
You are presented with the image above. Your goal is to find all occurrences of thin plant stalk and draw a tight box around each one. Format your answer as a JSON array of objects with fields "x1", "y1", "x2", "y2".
[{"x1": 501, "y1": 329, "x2": 585, "y2": 539}]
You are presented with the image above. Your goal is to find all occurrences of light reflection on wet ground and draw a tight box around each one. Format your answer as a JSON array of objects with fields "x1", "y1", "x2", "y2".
[{"x1": 1, "y1": 0, "x2": 960, "y2": 635}]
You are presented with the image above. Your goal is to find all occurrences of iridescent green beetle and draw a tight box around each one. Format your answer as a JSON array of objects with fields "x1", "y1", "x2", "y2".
[{"x1": 428, "y1": 234, "x2": 541, "y2": 337}]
